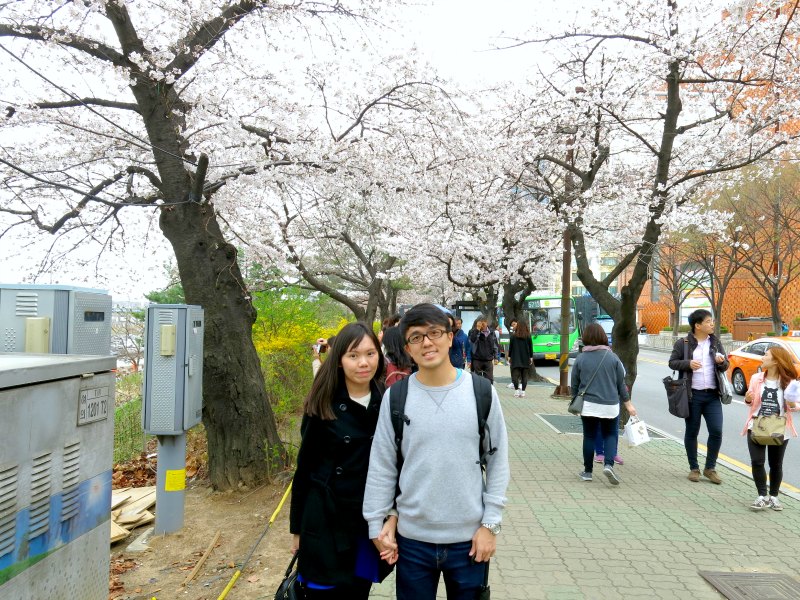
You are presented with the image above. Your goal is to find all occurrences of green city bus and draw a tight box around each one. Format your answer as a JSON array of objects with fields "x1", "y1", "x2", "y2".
[{"x1": 501, "y1": 294, "x2": 581, "y2": 362}]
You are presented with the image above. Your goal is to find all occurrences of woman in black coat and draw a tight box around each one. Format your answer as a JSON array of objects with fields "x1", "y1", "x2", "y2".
[
  {"x1": 290, "y1": 322, "x2": 395, "y2": 598},
  {"x1": 508, "y1": 320, "x2": 534, "y2": 397}
]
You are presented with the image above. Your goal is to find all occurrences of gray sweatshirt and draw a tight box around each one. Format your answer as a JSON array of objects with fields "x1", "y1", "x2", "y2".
[
  {"x1": 570, "y1": 349, "x2": 629, "y2": 405},
  {"x1": 363, "y1": 372, "x2": 509, "y2": 544}
]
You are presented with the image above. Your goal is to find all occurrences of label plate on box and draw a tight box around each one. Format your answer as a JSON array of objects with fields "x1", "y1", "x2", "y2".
[{"x1": 78, "y1": 386, "x2": 110, "y2": 425}]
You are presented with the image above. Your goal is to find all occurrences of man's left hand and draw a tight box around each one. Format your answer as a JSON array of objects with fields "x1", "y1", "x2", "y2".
[{"x1": 469, "y1": 526, "x2": 496, "y2": 563}]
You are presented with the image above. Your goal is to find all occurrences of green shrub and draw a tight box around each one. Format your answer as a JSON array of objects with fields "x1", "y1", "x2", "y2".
[
  {"x1": 719, "y1": 326, "x2": 730, "y2": 334},
  {"x1": 767, "y1": 331, "x2": 777, "y2": 336},
  {"x1": 252, "y1": 287, "x2": 350, "y2": 432},
  {"x1": 661, "y1": 326, "x2": 673, "y2": 331},
  {"x1": 678, "y1": 324, "x2": 691, "y2": 333}
]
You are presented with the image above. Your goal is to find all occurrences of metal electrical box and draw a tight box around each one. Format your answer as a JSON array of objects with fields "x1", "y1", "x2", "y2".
[
  {"x1": 0, "y1": 353, "x2": 115, "y2": 600},
  {"x1": 0, "y1": 284, "x2": 112, "y2": 355},
  {"x1": 142, "y1": 305, "x2": 204, "y2": 435}
]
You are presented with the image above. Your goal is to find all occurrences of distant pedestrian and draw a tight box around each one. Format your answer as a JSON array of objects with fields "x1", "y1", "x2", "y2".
[
  {"x1": 468, "y1": 316, "x2": 500, "y2": 383},
  {"x1": 742, "y1": 346, "x2": 799, "y2": 511},
  {"x1": 383, "y1": 326, "x2": 414, "y2": 387},
  {"x1": 572, "y1": 323, "x2": 636, "y2": 485},
  {"x1": 448, "y1": 316, "x2": 469, "y2": 369},
  {"x1": 594, "y1": 417, "x2": 623, "y2": 466},
  {"x1": 668, "y1": 309, "x2": 729, "y2": 485},
  {"x1": 508, "y1": 320, "x2": 533, "y2": 398}
]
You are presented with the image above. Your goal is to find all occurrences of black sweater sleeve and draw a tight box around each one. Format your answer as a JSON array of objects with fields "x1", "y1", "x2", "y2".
[{"x1": 289, "y1": 414, "x2": 316, "y2": 534}]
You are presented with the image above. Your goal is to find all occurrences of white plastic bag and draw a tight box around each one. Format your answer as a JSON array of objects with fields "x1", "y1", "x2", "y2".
[{"x1": 625, "y1": 416, "x2": 651, "y2": 447}]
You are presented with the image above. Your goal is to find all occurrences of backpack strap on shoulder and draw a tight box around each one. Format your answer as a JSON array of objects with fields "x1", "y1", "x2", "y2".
[
  {"x1": 389, "y1": 377, "x2": 411, "y2": 497},
  {"x1": 471, "y1": 373, "x2": 496, "y2": 470}
]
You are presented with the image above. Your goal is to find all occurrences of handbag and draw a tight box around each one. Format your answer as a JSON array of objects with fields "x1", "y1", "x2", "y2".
[
  {"x1": 751, "y1": 414, "x2": 787, "y2": 446},
  {"x1": 274, "y1": 553, "x2": 304, "y2": 600},
  {"x1": 477, "y1": 560, "x2": 490, "y2": 600},
  {"x1": 663, "y1": 339, "x2": 690, "y2": 418},
  {"x1": 568, "y1": 350, "x2": 610, "y2": 415},
  {"x1": 715, "y1": 367, "x2": 733, "y2": 405},
  {"x1": 624, "y1": 415, "x2": 651, "y2": 447}
]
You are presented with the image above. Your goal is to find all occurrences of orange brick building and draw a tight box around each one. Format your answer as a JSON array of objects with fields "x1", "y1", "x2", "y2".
[{"x1": 637, "y1": 271, "x2": 800, "y2": 339}]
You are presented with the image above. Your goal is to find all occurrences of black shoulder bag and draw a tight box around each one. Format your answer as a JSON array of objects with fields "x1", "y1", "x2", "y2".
[{"x1": 663, "y1": 339, "x2": 691, "y2": 418}]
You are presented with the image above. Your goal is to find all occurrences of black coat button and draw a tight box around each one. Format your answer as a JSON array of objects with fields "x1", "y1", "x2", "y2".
[
  {"x1": 335, "y1": 467, "x2": 343, "y2": 475},
  {"x1": 343, "y1": 436, "x2": 351, "y2": 444},
  {"x1": 339, "y1": 403, "x2": 347, "y2": 411}
]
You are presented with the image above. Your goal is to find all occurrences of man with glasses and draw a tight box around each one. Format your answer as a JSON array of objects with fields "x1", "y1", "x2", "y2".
[{"x1": 363, "y1": 303, "x2": 510, "y2": 600}]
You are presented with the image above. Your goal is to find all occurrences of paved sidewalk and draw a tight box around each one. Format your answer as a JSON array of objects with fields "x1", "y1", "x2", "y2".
[{"x1": 370, "y1": 365, "x2": 800, "y2": 599}]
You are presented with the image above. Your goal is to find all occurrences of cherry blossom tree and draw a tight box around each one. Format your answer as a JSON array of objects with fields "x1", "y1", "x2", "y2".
[
  {"x1": 0, "y1": 0, "x2": 439, "y2": 489},
  {"x1": 501, "y1": 0, "x2": 800, "y2": 390}
]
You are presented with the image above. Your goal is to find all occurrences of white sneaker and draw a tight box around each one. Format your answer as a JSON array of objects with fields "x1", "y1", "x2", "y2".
[
  {"x1": 769, "y1": 496, "x2": 784, "y2": 511},
  {"x1": 513, "y1": 390, "x2": 521, "y2": 397},
  {"x1": 750, "y1": 496, "x2": 768, "y2": 511},
  {"x1": 507, "y1": 383, "x2": 515, "y2": 389},
  {"x1": 520, "y1": 390, "x2": 526, "y2": 398}
]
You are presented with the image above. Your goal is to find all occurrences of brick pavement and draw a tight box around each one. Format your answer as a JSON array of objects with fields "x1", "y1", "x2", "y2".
[{"x1": 369, "y1": 365, "x2": 800, "y2": 599}]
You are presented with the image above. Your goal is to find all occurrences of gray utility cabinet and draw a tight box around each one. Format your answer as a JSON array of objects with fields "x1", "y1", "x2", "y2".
[
  {"x1": 0, "y1": 284, "x2": 112, "y2": 355},
  {"x1": 0, "y1": 354, "x2": 115, "y2": 600}
]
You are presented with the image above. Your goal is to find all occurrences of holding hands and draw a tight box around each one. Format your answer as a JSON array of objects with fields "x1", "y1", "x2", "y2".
[{"x1": 372, "y1": 515, "x2": 399, "y2": 565}]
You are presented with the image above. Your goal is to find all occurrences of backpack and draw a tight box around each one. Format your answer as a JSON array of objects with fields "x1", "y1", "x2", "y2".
[{"x1": 388, "y1": 373, "x2": 497, "y2": 494}]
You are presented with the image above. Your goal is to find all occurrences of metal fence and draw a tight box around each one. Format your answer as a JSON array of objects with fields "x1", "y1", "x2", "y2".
[{"x1": 638, "y1": 334, "x2": 746, "y2": 354}]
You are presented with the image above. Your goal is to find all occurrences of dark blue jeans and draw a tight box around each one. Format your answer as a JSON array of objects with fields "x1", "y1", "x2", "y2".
[
  {"x1": 594, "y1": 415, "x2": 620, "y2": 456},
  {"x1": 684, "y1": 389, "x2": 723, "y2": 471},
  {"x1": 396, "y1": 534, "x2": 487, "y2": 600},
  {"x1": 582, "y1": 416, "x2": 617, "y2": 471}
]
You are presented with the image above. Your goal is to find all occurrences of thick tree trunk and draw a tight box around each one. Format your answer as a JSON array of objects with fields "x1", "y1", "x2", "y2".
[
  {"x1": 160, "y1": 201, "x2": 287, "y2": 489},
  {"x1": 106, "y1": 0, "x2": 286, "y2": 489}
]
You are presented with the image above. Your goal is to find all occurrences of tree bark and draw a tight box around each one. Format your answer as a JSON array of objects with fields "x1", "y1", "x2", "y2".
[{"x1": 104, "y1": 1, "x2": 286, "y2": 488}]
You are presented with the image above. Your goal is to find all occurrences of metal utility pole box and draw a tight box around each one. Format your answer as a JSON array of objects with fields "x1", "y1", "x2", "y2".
[
  {"x1": 0, "y1": 353, "x2": 115, "y2": 600},
  {"x1": 142, "y1": 304, "x2": 204, "y2": 435},
  {"x1": 141, "y1": 304, "x2": 204, "y2": 535},
  {"x1": 0, "y1": 284, "x2": 112, "y2": 355}
]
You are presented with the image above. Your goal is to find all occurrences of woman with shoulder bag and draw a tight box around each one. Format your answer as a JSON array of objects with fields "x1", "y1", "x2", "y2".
[
  {"x1": 742, "y1": 346, "x2": 799, "y2": 511},
  {"x1": 571, "y1": 323, "x2": 637, "y2": 485},
  {"x1": 290, "y1": 322, "x2": 397, "y2": 599}
]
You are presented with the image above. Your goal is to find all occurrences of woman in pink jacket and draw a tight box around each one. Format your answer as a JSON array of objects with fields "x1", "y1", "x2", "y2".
[{"x1": 742, "y1": 346, "x2": 799, "y2": 511}]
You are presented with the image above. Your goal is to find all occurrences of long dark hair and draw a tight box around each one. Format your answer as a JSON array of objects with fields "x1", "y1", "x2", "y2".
[
  {"x1": 514, "y1": 319, "x2": 530, "y2": 338},
  {"x1": 305, "y1": 322, "x2": 384, "y2": 419},
  {"x1": 382, "y1": 326, "x2": 414, "y2": 370}
]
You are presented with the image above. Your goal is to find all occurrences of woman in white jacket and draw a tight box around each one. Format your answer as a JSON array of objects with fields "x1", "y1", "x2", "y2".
[{"x1": 742, "y1": 346, "x2": 799, "y2": 511}]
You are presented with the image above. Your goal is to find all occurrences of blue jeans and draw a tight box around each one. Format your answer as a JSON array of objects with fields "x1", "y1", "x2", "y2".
[
  {"x1": 594, "y1": 415, "x2": 620, "y2": 456},
  {"x1": 684, "y1": 389, "x2": 723, "y2": 471},
  {"x1": 396, "y1": 534, "x2": 487, "y2": 600},
  {"x1": 582, "y1": 416, "x2": 617, "y2": 471}
]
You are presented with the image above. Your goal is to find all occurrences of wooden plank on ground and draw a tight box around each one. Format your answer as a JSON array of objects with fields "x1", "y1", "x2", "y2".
[{"x1": 110, "y1": 521, "x2": 130, "y2": 543}]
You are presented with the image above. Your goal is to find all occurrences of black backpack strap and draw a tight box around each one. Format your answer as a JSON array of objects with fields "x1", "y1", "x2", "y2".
[
  {"x1": 389, "y1": 377, "x2": 411, "y2": 498},
  {"x1": 471, "y1": 373, "x2": 496, "y2": 470}
]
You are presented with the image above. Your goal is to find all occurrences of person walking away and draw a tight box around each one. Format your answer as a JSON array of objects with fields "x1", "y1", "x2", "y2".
[
  {"x1": 383, "y1": 326, "x2": 414, "y2": 387},
  {"x1": 572, "y1": 323, "x2": 637, "y2": 485},
  {"x1": 508, "y1": 320, "x2": 533, "y2": 397},
  {"x1": 468, "y1": 316, "x2": 500, "y2": 383},
  {"x1": 742, "y1": 346, "x2": 799, "y2": 511},
  {"x1": 668, "y1": 309, "x2": 730, "y2": 484},
  {"x1": 363, "y1": 303, "x2": 510, "y2": 600},
  {"x1": 448, "y1": 316, "x2": 469, "y2": 369},
  {"x1": 290, "y1": 323, "x2": 396, "y2": 599}
]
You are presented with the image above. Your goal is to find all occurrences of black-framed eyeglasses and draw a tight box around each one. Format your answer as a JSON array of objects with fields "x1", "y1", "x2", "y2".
[{"x1": 406, "y1": 329, "x2": 448, "y2": 345}]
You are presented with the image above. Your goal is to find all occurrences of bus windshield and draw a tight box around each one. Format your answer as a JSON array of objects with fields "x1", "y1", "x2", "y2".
[{"x1": 525, "y1": 300, "x2": 577, "y2": 336}]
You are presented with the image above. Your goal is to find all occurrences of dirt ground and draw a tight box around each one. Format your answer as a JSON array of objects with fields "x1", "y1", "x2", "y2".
[{"x1": 110, "y1": 478, "x2": 294, "y2": 600}]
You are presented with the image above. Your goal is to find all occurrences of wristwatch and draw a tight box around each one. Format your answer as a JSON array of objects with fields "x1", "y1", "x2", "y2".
[{"x1": 481, "y1": 522, "x2": 501, "y2": 535}]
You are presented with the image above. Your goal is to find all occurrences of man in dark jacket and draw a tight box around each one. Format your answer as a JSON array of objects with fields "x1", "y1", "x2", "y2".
[
  {"x1": 468, "y1": 316, "x2": 499, "y2": 383},
  {"x1": 449, "y1": 316, "x2": 469, "y2": 369},
  {"x1": 668, "y1": 309, "x2": 730, "y2": 485}
]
